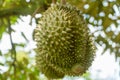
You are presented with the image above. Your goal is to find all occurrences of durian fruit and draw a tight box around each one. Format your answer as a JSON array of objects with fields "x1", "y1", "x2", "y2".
[{"x1": 34, "y1": 3, "x2": 95, "y2": 79}]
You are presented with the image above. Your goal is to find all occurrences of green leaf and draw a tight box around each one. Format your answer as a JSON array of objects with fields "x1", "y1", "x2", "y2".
[
  {"x1": 14, "y1": 43, "x2": 25, "y2": 47},
  {"x1": 10, "y1": 16, "x2": 18, "y2": 24},
  {"x1": 0, "y1": 50, "x2": 2, "y2": 55},
  {"x1": 112, "y1": 33, "x2": 120, "y2": 43},
  {"x1": 0, "y1": 25, "x2": 6, "y2": 39},
  {"x1": 0, "y1": 62, "x2": 4, "y2": 66},
  {"x1": 102, "y1": 18, "x2": 113, "y2": 30},
  {"x1": 106, "y1": 31, "x2": 114, "y2": 39}
]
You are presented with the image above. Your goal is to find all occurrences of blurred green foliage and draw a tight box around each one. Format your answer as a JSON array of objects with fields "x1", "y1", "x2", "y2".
[
  {"x1": 0, "y1": 0, "x2": 120, "y2": 80},
  {"x1": 0, "y1": 51, "x2": 40, "y2": 80}
]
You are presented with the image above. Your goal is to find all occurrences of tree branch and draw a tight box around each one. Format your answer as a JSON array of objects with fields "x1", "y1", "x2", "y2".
[
  {"x1": 0, "y1": 6, "x2": 34, "y2": 18},
  {"x1": 7, "y1": 17, "x2": 17, "y2": 78},
  {"x1": 0, "y1": 3, "x2": 47, "y2": 18}
]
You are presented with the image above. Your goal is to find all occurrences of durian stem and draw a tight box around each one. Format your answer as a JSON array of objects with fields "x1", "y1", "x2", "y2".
[
  {"x1": 29, "y1": 7, "x2": 41, "y2": 25},
  {"x1": 61, "y1": 0, "x2": 66, "y2": 4},
  {"x1": 52, "y1": 0, "x2": 56, "y2": 4},
  {"x1": 7, "y1": 17, "x2": 17, "y2": 79}
]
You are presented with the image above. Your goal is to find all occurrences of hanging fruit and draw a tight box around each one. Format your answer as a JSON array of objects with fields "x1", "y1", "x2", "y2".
[{"x1": 34, "y1": 1, "x2": 96, "y2": 79}]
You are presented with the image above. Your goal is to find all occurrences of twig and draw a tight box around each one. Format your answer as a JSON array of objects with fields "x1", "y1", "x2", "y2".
[{"x1": 7, "y1": 17, "x2": 17, "y2": 78}]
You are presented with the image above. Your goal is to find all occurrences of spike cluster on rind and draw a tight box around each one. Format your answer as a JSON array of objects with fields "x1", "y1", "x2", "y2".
[{"x1": 34, "y1": 3, "x2": 96, "y2": 79}]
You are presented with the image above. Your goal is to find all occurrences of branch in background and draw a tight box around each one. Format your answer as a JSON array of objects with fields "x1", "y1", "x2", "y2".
[
  {"x1": 0, "y1": 6, "x2": 34, "y2": 18},
  {"x1": 7, "y1": 17, "x2": 17, "y2": 78},
  {"x1": 0, "y1": 5, "x2": 42, "y2": 18},
  {"x1": 0, "y1": 1, "x2": 51, "y2": 18}
]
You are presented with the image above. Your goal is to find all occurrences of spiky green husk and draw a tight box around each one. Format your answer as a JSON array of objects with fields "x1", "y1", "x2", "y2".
[{"x1": 34, "y1": 3, "x2": 95, "y2": 79}]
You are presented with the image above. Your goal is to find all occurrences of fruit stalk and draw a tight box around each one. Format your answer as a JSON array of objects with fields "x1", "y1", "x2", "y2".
[
  {"x1": 61, "y1": 0, "x2": 66, "y2": 4},
  {"x1": 52, "y1": 0, "x2": 56, "y2": 4}
]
